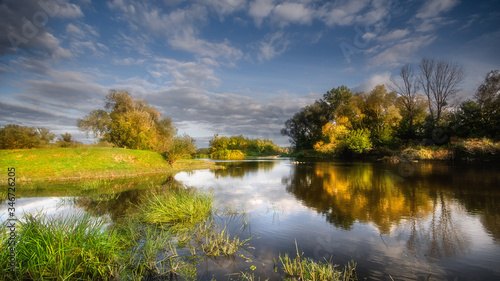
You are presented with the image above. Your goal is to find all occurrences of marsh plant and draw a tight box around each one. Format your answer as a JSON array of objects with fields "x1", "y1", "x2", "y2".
[
  {"x1": 1, "y1": 212, "x2": 122, "y2": 280},
  {"x1": 202, "y1": 226, "x2": 251, "y2": 256},
  {"x1": 279, "y1": 243, "x2": 358, "y2": 281},
  {"x1": 140, "y1": 186, "x2": 213, "y2": 232}
]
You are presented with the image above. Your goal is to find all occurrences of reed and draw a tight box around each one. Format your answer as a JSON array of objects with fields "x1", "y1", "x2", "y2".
[
  {"x1": 1, "y1": 212, "x2": 122, "y2": 280},
  {"x1": 202, "y1": 227, "x2": 251, "y2": 256},
  {"x1": 140, "y1": 186, "x2": 213, "y2": 232},
  {"x1": 279, "y1": 243, "x2": 357, "y2": 281}
]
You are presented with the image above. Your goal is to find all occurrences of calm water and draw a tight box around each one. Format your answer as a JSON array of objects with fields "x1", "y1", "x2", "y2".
[
  {"x1": 3, "y1": 159, "x2": 500, "y2": 280},
  {"x1": 174, "y1": 158, "x2": 500, "y2": 280}
]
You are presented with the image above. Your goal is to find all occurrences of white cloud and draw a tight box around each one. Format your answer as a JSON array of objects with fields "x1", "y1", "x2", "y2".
[
  {"x1": 249, "y1": 0, "x2": 275, "y2": 26},
  {"x1": 113, "y1": 57, "x2": 146, "y2": 66},
  {"x1": 107, "y1": 0, "x2": 243, "y2": 62},
  {"x1": 153, "y1": 58, "x2": 221, "y2": 88},
  {"x1": 318, "y1": 0, "x2": 371, "y2": 27},
  {"x1": 416, "y1": 0, "x2": 459, "y2": 19},
  {"x1": 412, "y1": 0, "x2": 459, "y2": 32},
  {"x1": 273, "y1": 2, "x2": 314, "y2": 26},
  {"x1": 369, "y1": 35, "x2": 436, "y2": 67},
  {"x1": 352, "y1": 71, "x2": 392, "y2": 93},
  {"x1": 0, "y1": 0, "x2": 82, "y2": 57},
  {"x1": 377, "y1": 29, "x2": 410, "y2": 42},
  {"x1": 257, "y1": 32, "x2": 290, "y2": 61}
]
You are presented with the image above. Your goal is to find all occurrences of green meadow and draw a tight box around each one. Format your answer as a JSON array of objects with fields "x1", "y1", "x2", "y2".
[{"x1": 0, "y1": 147, "x2": 216, "y2": 183}]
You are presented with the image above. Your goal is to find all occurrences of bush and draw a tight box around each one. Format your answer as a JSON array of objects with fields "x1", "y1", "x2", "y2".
[
  {"x1": 165, "y1": 134, "x2": 197, "y2": 165},
  {"x1": 210, "y1": 149, "x2": 245, "y2": 159},
  {"x1": 453, "y1": 138, "x2": 500, "y2": 159},
  {"x1": 0, "y1": 125, "x2": 59, "y2": 149},
  {"x1": 342, "y1": 129, "x2": 372, "y2": 155}
]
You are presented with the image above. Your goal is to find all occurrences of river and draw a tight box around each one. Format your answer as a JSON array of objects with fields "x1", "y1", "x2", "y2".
[{"x1": 3, "y1": 158, "x2": 500, "y2": 280}]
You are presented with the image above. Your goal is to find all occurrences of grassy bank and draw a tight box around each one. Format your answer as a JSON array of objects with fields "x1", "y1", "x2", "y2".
[
  {"x1": 290, "y1": 138, "x2": 500, "y2": 162},
  {"x1": 0, "y1": 147, "x2": 217, "y2": 182}
]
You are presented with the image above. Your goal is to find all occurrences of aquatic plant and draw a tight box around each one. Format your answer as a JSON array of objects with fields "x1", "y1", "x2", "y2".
[
  {"x1": 202, "y1": 226, "x2": 251, "y2": 256},
  {"x1": 279, "y1": 244, "x2": 357, "y2": 281},
  {"x1": 1, "y1": 212, "x2": 122, "y2": 280},
  {"x1": 140, "y1": 186, "x2": 213, "y2": 232}
]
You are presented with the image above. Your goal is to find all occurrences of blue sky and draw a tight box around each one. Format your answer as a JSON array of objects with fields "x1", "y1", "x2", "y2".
[{"x1": 1, "y1": 0, "x2": 499, "y2": 147}]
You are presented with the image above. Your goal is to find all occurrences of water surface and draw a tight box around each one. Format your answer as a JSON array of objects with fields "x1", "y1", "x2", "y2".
[
  {"x1": 3, "y1": 158, "x2": 499, "y2": 280},
  {"x1": 175, "y1": 158, "x2": 500, "y2": 280}
]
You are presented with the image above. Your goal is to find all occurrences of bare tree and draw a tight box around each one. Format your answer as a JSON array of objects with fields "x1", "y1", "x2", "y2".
[
  {"x1": 418, "y1": 58, "x2": 465, "y2": 124},
  {"x1": 390, "y1": 64, "x2": 420, "y2": 127}
]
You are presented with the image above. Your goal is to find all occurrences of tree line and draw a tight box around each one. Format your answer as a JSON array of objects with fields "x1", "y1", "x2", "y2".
[
  {"x1": 208, "y1": 134, "x2": 283, "y2": 159},
  {"x1": 0, "y1": 125, "x2": 81, "y2": 149},
  {"x1": 282, "y1": 58, "x2": 500, "y2": 156}
]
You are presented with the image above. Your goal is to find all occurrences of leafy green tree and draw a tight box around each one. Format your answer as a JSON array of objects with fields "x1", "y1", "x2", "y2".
[
  {"x1": 475, "y1": 70, "x2": 500, "y2": 139},
  {"x1": 451, "y1": 100, "x2": 484, "y2": 138},
  {"x1": 0, "y1": 124, "x2": 41, "y2": 149},
  {"x1": 343, "y1": 129, "x2": 372, "y2": 155},
  {"x1": 281, "y1": 101, "x2": 330, "y2": 150},
  {"x1": 37, "y1": 127, "x2": 56, "y2": 146},
  {"x1": 363, "y1": 85, "x2": 400, "y2": 144},
  {"x1": 281, "y1": 85, "x2": 353, "y2": 150},
  {"x1": 77, "y1": 90, "x2": 176, "y2": 152},
  {"x1": 165, "y1": 134, "x2": 197, "y2": 165},
  {"x1": 56, "y1": 133, "x2": 81, "y2": 148}
]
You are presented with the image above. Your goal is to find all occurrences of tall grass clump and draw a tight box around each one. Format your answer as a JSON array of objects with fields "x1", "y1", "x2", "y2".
[
  {"x1": 2, "y1": 212, "x2": 122, "y2": 280},
  {"x1": 140, "y1": 186, "x2": 213, "y2": 232},
  {"x1": 279, "y1": 244, "x2": 357, "y2": 281},
  {"x1": 202, "y1": 227, "x2": 251, "y2": 256}
]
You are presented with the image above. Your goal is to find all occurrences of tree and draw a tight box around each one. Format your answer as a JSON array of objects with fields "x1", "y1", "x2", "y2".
[
  {"x1": 364, "y1": 85, "x2": 400, "y2": 135},
  {"x1": 281, "y1": 101, "x2": 331, "y2": 150},
  {"x1": 281, "y1": 85, "x2": 353, "y2": 150},
  {"x1": 56, "y1": 133, "x2": 80, "y2": 147},
  {"x1": 77, "y1": 90, "x2": 176, "y2": 152},
  {"x1": 418, "y1": 58, "x2": 465, "y2": 125},
  {"x1": 165, "y1": 134, "x2": 197, "y2": 165},
  {"x1": 37, "y1": 127, "x2": 56, "y2": 146},
  {"x1": 0, "y1": 124, "x2": 41, "y2": 149},
  {"x1": 451, "y1": 100, "x2": 483, "y2": 138},
  {"x1": 390, "y1": 64, "x2": 420, "y2": 129},
  {"x1": 475, "y1": 70, "x2": 500, "y2": 139}
]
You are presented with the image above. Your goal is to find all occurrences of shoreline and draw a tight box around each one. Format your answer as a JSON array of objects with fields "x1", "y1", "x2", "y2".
[{"x1": 0, "y1": 147, "x2": 220, "y2": 183}]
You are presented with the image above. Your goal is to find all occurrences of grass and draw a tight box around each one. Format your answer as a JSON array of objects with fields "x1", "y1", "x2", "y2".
[
  {"x1": 140, "y1": 186, "x2": 213, "y2": 232},
  {"x1": 279, "y1": 243, "x2": 358, "y2": 281},
  {"x1": 202, "y1": 227, "x2": 251, "y2": 256},
  {"x1": 0, "y1": 147, "x2": 217, "y2": 182},
  {"x1": 1, "y1": 212, "x2": 122, "y2": 280}
]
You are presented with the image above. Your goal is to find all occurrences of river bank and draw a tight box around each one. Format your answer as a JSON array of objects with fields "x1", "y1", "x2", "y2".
[
  {"x1": 0, "y1": 147, "x2": 218, "y2": 183},
  {"x1": 290, "y1": 138, "x2": 500, "y2": 162}
]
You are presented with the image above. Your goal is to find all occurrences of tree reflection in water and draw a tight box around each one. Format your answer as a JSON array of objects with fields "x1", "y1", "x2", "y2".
[{"x1": 282, "y1": 161, "x2": 500, "y2": 259}]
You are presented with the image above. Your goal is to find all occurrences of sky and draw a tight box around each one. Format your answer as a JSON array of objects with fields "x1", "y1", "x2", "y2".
[{"x1": 1, "y1": 0, "x2": 499, "y2": 147}]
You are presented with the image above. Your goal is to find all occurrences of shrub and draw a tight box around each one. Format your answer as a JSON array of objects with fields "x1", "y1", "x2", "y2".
[
  {"x1": 210, "y1": 149, "x2": 245, "y2": 159},
  {"x1": 342, "y1": 129, "x2": 372, "y2": 155}
]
